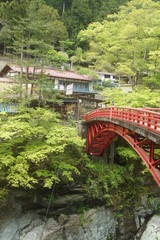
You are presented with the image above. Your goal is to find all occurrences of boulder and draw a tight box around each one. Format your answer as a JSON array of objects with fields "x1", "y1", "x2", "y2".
[
  {"x1": 64, "y1": 207, "x2": 117, "y2": 240},
  {"x1": 64, "y1": 214, "x2": 83, "y2": 240},
  {"x1": 42, "y1": 218, "x2": 64, "y2": 240},
  {"x1": 141, "y1": 215, "x2": 160, "y2": 240},
  {"x1": 58, "y1": 214, "x2": 68, "y2": 225},
  {"x1": 0, "y1": 212, "x2": 44, "y2": 240},
  {"x1": 20, "y1": 225, "x2": 43, "y2": 240},
  {"x1": 83, "y1": 207, "x2": 117, "y2": 240}
]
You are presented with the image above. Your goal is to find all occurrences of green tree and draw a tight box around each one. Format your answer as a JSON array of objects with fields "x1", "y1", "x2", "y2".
[
  {"x1": 0, "y1": 108, "x2": 86, "y2": 189},
  {"x1": 78, "y1": 0, "x2": 160, "y2": 86},
  {"x1": 0, "y1": 0, "x2": 29, "y2": 55},
  {"x1": 0, "y1": 0, "x2": 69, "y2": 103},
  {"x1": 143, "y1": 50, "x2": 160, "y2": 88},
  {"x1": 27, "y1": 0, "x2": 68, "y2": 47},
  {"x1": 101, "y1": 87, "x2": 160, "y2": 107},
  {"x1": 0, "y1": 0, "x2": 68, "y2": 55}
]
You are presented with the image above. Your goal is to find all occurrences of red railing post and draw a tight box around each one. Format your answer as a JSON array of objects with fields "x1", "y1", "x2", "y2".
[
  {"x1": 83, "y1": 106, "x2": 160, "y2": 134},
  {"x1": 147, "y1": 112, "x2": 150, "y2": 130},
  {"x1": 128, "y1": 108, "x2": 131, "y2": 122},
  {"x1": 136, "y1": 110, "x2": 139, "y2": 125},
  {"x1": 110, "y1": 106, "x2": 113, "y2": 119}
]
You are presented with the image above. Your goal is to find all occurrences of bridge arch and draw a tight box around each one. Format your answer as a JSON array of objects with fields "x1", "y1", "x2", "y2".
[{"x1": 83, "y1": 107, "x2": 160, "y2": 187}]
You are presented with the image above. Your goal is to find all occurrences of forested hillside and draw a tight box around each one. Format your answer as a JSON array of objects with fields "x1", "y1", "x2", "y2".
[
  {"x1": 0, "y1": 0, "x2": 134, "y2": 57},
  {"x1": 0, "y1": 0, "x2": 159, "y2": 88},
  {"x1": 0, "y1": 0, "x2": 130, "y2": 44},
  {"x1": 0, "y1": 0, "x2": 130, "y2": 62},
  {"x1": 78, "y1": 0, "x2": 160, "y2": 87}
]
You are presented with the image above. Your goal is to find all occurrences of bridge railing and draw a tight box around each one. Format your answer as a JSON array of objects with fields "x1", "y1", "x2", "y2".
[
  {"x1": 145, "y1": 107, "x2": 160, "y2": 113},
  {"x1": 82, "y1": 107, "x2": 160, "y2": 134}
]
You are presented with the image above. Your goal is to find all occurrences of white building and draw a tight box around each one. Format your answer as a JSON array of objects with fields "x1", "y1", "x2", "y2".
[
  {"x1": 96, "y1": 72, "x2": 117, "y2": 84},
  {"x1": 96, "y1": 71, "x2": 132, "y2": 93}
]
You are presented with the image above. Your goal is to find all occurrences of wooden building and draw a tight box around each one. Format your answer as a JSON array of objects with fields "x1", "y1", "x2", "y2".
[
  {"x1": 0, "y1": 64, "x2": 101, "y2": 115},
  {"x1": 0, "y1": 65, "x2": 94, "y2": 96}
]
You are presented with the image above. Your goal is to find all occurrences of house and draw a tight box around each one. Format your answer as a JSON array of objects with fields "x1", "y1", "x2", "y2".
[
  {"x1": 0, "y1": 65, "x2": 94, "y2": 96},
  {"x1": 96, "y1": 71, "x2": 117, "y2": 84},
  {"x1": 96, "y1": 71, "x2": 132, "y2": 93},
  {"x1": 0, "y1": 64, "x2": 101, "y2": 116}
]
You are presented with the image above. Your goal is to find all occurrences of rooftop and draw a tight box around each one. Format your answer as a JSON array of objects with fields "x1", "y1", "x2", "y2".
[
  {"x1": 0, "y1": 64, "x2": 92, "y2": 82},
  {"x1": 96, "y1": 71, "x2": 116, "y2": 76}
]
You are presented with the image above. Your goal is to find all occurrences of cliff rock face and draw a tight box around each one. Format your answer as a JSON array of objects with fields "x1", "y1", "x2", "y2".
[
  {"x1": 0, "y1": 196, "x2": 160, "y2": 240},
  {"x1": 0, "y1": 207, "x2": 117, "y2": 240}
]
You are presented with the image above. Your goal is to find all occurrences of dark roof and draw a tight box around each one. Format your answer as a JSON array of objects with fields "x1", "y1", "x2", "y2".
[
  {"x1": 0, "y1": 64, "x2": 92, "y2": 82},
  {"x1": 0, "y1": 64, "x2": 12, "y2": 77}
]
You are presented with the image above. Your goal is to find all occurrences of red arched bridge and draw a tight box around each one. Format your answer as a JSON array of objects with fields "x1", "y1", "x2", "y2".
[{"x1": 82, "y1": 107, "x2": 160, "y2": 187}]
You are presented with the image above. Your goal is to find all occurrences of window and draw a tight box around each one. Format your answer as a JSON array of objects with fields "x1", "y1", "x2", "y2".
[
  {"x1": 104, "y1": 74, "x2": 111, "y2": 79},
  {"x1": 73, "y1": 82, "x2": 89, "y2": 92}
]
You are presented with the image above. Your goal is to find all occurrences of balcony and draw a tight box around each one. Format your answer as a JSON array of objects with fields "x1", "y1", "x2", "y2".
[{"x1": 57, "y1": 84, "x2": 95, "y2": 94}]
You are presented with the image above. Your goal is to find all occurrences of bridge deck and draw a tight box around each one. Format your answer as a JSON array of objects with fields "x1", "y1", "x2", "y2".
[
  {"x1": 83, "y1": 107, "x2": 160, "y2": 143},
  {"x1": 82, "y1": 107, "x2": 160, "y2": 187}
]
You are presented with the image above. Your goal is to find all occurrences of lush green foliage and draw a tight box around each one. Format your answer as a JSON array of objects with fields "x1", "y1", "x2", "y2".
[
  {"x1": 0, "y1": 0, "x2": 130, "y2": 58},
  {"x1": 0, "y1": 108, "x2": 86, "y2": 189},
  {"x1": 0, "y1": 106, "x2": 148, "y2": 209},
  {"x1": 0, "y1": 105, "x2": 153, "y2": 215},
  {"x1": 85, "y1": 156, "x2": 145, "y2": 208},
  {"x1": 78, "y1": 0, "x2": 160, "y2": 87},
  {"x1": 102, "y1": 87, "x2": 160, "y2": 107}
]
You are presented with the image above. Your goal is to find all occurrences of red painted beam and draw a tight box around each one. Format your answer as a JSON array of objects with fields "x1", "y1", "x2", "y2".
[{"x1": 86, "y1": 120, "x2": 160, "y2": 187}]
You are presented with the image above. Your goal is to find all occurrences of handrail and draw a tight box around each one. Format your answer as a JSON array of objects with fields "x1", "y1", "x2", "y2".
[
  {"x1": 145, "y1": 107, "x2": 160, "y2": 112},
  {"x1": 82, "y1": 107, "x2": 160, "y2": 134}
]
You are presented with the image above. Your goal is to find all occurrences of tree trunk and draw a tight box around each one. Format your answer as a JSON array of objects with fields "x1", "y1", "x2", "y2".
[
  {"x1": 20, "y1": 46, "x2": 24, "y2": 99},
  {"x1": 143, "y1": 46, "x2": 147, "y2": 61},
  {"x1": 63, "y1": 1, "x2": 65, "y2": 14},
  {"x1": 3, "y1": 44, "x2": 6, "y2": 56},
  {"x1": 25, "y1": 66, "x2": 29, "y2": 99},
  {"x1": 31, "y1": 66, "x2": 35, "y2": 96}
]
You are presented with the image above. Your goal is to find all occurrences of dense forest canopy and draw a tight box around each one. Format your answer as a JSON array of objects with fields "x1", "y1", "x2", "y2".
[
  {"x1": 0, "y1": 0, "x2": 159, "y2": 87},
  {"x1": 0, "y1": 0, "x2": 68, "y2": 64},
  {"x1": 78, "y1": 0, "x2": 160, "y2": 86},
  {"x1": 0, "y1": 0, "x2": 130, "y2": 55},
  {"x1": 43, "y1": 0, "x2": 130, "y2": 38}
]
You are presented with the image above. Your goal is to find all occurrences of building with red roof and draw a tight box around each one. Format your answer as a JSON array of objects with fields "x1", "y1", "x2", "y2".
[
  {"x1": 0, "y1": 64, "x2": 100, "y2": 115},
  {"x1": 0, "y1": 64, "x2": 94, "y2": 96}
]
